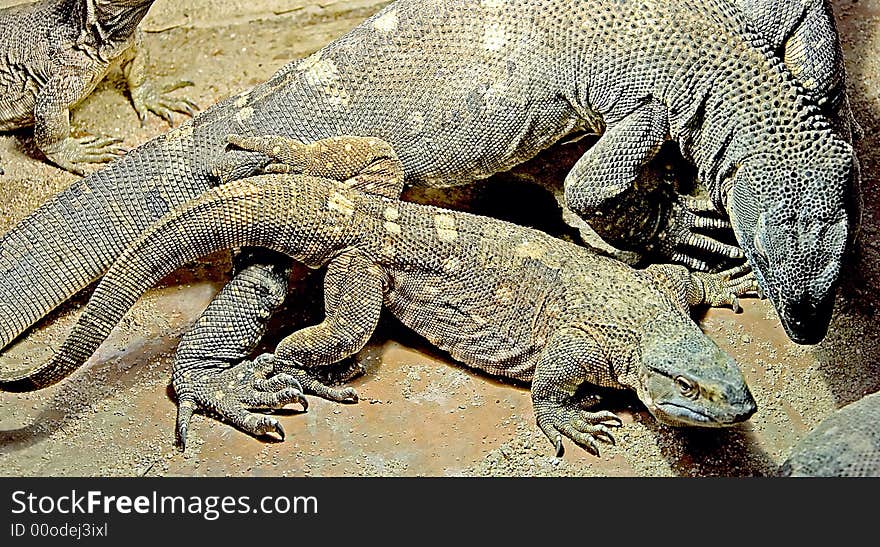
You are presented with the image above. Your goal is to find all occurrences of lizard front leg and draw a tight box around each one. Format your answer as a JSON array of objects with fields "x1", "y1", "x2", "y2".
[
  {"x1": 532, "y1": 329, "x2": 623, "y2": 457},
  {"x1": 34, "y1": 70, "x2": 126, "y2": 174},
  {"x1": 564, "y1": 98, "x2": 742, "y2": 269},
  {"x1": 121, "y1": 29, "x2": 198, "y2": 126}
]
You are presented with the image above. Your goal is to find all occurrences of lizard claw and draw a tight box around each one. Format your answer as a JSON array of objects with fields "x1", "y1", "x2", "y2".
[
  {"x1": 655, "y1": 195, "x2": 743, "y2": 271},
  {"x1": 275, "y1": 421, "x2": 286, "y2": 442},
  {"x1": 534, "y1": 399, "x2": 621, "y2": 457},
  {"x1": 258, "y1": 352, "x2": 360, "y2": 403},
  {"x1": 554, "y1": 435, "x2": 564, "y2": 458},
  {"x1": 172, "y1": 356, "x2": 307, "y2": 450},
  {"x1": 731, "y1": 297, "x2": 742, "y2": 314}
]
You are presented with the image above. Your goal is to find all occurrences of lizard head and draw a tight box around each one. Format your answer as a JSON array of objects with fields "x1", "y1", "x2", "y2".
[
  {"x1": 632, "y1": 320, "x2": 756, "y2": 428},
  {"x1": 723, "y1": 141, "x2": 854, "y2": 345},
  {"x1": 89, "y1": 0, "x2": 157, "y2": 40}
]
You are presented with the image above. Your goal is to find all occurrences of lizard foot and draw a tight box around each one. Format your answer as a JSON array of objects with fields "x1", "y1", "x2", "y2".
[
  {"x1": 256, "y1": 352, "x2": 360, "y2": 404},
  {"x1": 175, "y1": 354, "x2": 307, "y2": 451},
  {"x1": 131, "y1": 80, "x2": 198, "y2": 126},
  {"x1": 534, "y1": 399, "x2": 622, "y2": 457},
  {"x1": 656, "y1": 195, "x2": 744, "y2": 271},
  {"x1": 694, "y1": 263, "x2": 759, "y2": 313},
  {"x1": 312, "y1": 358, "x2": 367, "y2": 386},
  {"x1": 44, "y1": 135, "x2": 127, "y2": 175}
]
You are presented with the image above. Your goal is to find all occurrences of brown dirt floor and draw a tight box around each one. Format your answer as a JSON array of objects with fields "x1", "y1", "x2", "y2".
[{"x1": 0, "y1": 0, "x2": 878, "y2": 477}]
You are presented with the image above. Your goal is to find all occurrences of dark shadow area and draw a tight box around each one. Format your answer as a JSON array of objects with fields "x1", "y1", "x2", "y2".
[{"x1": 645, "y1": 420, "x2": 778, "y2": 477}]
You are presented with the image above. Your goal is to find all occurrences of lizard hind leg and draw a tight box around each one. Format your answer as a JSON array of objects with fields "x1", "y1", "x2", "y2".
[
  {"x1": 224, "y1": 133, "x2": 406, "y2": 198},
  {"x1": 265, "y1": 250, "x2": 386, "y2": 405}
]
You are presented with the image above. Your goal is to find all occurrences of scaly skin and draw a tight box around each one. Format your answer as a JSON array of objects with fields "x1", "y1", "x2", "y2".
[
  {"x1": 780, "y1": 391, "x2": 880, "y2": 477},
  {"x1": 733, "y1": 0, "x2": 864, "y2": 249},
  {"x1": 0, "y1": 1, "x2": 857, "y2": 371},
  {"x1": 0, "y1": 0, "x2": 196, "y2": 174},
  {"x1": 733, "y1": 0, "x2": 859, "y2": 141},
  {"x1": 2, "y1": 135, "x2": 758, "y2": 454}
]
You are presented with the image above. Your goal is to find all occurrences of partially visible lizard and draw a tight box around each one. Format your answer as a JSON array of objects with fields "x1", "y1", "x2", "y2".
[
  {"x1": 779, "y1": 391, "x2": 880, "y2": 477},
  {"x1": 2, "y1": 134, "x2": 759, "y2": 455},
  {"x1": 0, "y1": 0, "x2": 197, "y2": 174},
  {"x1": 732, "y1": 0, "x2": 863, "y2": 242}
]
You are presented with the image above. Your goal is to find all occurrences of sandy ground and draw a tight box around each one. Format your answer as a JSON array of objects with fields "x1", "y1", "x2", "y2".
[{"x1": 0, "y1": 0, "x2": 878, "y2": 477}]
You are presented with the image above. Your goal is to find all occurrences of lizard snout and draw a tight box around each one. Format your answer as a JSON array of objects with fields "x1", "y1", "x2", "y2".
[{"x1": 779, "y1": 291, "x2": 835, "y2": 346}]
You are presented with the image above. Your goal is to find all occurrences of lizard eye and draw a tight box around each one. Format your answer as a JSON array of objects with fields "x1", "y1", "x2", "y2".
[{"x1": 675, "y1": 376, "x2": 700, "y2": 400}]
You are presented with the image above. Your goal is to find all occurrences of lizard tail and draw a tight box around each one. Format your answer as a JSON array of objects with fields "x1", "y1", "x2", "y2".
[
  {"x1": 0, "y1": 123, "x2": 222, "y2": 352},
  {"x1": 0, "y1": 177, "x2": 288, "y2": 392}
]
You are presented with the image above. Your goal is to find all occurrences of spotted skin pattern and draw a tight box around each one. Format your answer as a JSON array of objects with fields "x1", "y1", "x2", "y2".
[
  {"x1": 0, "y1": 1, "x2": 857, "y2": 390},
  {"x1": 0, "y1": 0, "x2": 196, "y2": 174},
  {"x1": 733, "y1": 0, "x2": 858, "y2": 141},
  {"x1": 2, "y1": 135, "x2": 758, "y2": 455}
]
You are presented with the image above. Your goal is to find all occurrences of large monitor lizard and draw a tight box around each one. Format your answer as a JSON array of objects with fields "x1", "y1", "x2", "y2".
[
  {"x1": 0, "y1": 0, "x2": 858, "y2": 388},
  {"x1": 0, "y1": 134, "x2": 758, "y2": 455},
  {"x1": 780, "y1": 391, "x2": 880, "y2": 477},
  {"x1": 0, "y1": 0, "x2": 197, "y2": 174}
]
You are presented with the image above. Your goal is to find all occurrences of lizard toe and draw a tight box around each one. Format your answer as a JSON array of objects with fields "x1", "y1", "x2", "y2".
[
  {"x1": 172, "y1": 358, "x2": 309, "y2": 446},
  {"x1": 261, "y1": 353, "x2": 360, "y2": 404},
  {"x1": 535, "y1": 401, "x2": 620, "y2": 457},
  {"x1": 557, "y1": 422, "x2": 602, "y2": 456}
]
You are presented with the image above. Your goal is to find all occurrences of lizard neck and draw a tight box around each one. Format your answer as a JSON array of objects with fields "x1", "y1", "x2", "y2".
[
  {"x1": 647, "y1": 2, "x2": 835, "y2": 212},
  {"x1": 673, "y1": 39, "x2": 833, "y2": 211}
]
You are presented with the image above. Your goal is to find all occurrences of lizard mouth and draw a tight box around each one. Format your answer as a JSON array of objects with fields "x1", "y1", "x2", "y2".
[{"x1": 652, "y1": 402, "x2": 727, "y2": 428}]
